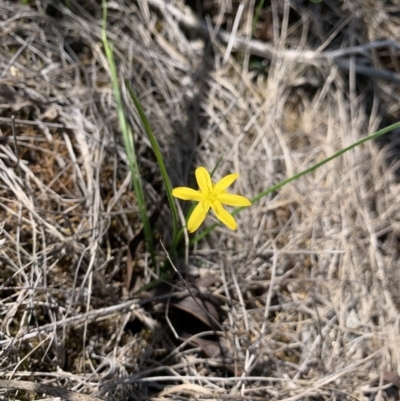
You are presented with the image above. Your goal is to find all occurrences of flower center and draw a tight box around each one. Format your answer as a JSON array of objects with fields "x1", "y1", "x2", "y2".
[{"x1": 203, "y1": 184, "x2": 218, "y2": 203}]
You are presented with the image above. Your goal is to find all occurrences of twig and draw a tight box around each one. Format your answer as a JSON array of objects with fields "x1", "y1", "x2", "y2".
[
  {"x1": 0, "y1": 299, "x2": 139, "y2": 345},
  {"x1": 0, "y1": 379, "x2": 103, "y2": 401},
  {"x1": 0, "y1": 116, "x2": 79, "y2": 130},
  {"x1": 11, "y1": 115, "x2": 22, "y2": 184}
]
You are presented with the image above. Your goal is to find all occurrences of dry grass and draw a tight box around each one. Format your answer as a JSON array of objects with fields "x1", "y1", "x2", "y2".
[{"x1": 1, "y1": 0, "x2": 400, "y2": 400}]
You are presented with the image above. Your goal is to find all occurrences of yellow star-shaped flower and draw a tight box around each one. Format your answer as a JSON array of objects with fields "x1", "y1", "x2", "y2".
[{"x1": 172, "y1": 167, "x2": 251, "y2": 233}]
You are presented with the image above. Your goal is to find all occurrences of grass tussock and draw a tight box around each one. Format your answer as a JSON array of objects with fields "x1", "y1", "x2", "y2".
[{"x1": 1, "y1": 0, "x2": 400, "y2": 400}]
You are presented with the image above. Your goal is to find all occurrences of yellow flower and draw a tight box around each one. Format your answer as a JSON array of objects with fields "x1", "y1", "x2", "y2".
[{"x1": 172, "y1": 166, "x2": 251, "y2": 233}]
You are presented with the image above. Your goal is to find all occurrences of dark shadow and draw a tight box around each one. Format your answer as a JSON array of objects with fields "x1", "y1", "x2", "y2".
[{"x1": 166, "y1": 4, "x2": 216, "y2": 188}]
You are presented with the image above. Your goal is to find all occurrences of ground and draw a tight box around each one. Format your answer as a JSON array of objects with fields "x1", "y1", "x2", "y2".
[{"x1": 1, "y1": 0, "x2": 400, "y2": 400}]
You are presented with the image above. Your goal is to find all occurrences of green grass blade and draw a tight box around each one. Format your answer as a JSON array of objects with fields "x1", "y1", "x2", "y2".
[
  {"x1": 252, "y1": 0, "x2": 265, "y2": 33},
  {"x1": 191, "y1": 121, "x2": 400, "y2": 244},
  {"x1": 125, "y1": 80, "x2": 179, "y2": 250},
  {"x1": 210, "y1": 155, "x2": 224, "y2": 177},
  {"x1": 101, "y1": 0, "x2": 155, "y2": 265}
]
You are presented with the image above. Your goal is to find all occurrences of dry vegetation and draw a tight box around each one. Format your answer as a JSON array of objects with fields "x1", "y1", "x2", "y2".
[{"x1": 1, "y1": 0, "x2": 400, "y2": 400}]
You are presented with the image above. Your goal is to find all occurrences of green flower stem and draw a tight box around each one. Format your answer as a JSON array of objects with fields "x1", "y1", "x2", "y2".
[{"x1": 191, "y1": 121, "x2": 400, "y2": 244}]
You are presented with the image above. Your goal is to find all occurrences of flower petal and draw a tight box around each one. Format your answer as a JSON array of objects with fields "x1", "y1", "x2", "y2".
[
  {"x1": 211, "y1": 201, "x2": 237, "y2": 230},
  {"x1": 195, "y1": 167, "x2": 212, "y2": 194},
  {"x1": 187, "y1": 201, "x2": 210, "y2": 233},
  {"x1": 172, "y1": 187, "x2": 205, "y2": 202},
  {"x1": 217, "y1": 193, "x2": 251, "y2": 207},
  {"x1": 214, "y1": 173, "x2": 239, "y2": 193}
]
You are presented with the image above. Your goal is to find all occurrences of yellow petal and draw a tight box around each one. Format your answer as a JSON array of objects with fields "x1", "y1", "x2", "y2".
[
  {"x1": 214, "y1": 173, "x2": 238, "y2": 193},
  {"x1": 217, "y1": 193, "x2": 251, "y2": 207},
  {"x1": 172, "y1": 187, "x2": 205, "y2": 201},
  {"x1": 187, "y1": 201, "x2": 210, "y2": 233},
  {"x1": 211, "y1": 201, "x2": 237, "y2": 230},
  {"x1": 195, "y1": 167, "x2": 212, "y2": 194}
]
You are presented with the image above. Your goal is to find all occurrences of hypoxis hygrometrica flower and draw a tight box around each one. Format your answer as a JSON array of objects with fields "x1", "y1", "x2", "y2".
[{"x1": 172, "y1": 167, "x2": 251, "y2": 233}]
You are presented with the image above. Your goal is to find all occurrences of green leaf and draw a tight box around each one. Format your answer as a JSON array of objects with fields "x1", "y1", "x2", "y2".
[
  {"x1": 101, "y1": 0, "x2": 155, "y2": 266},
  {"x1": 125, "y1": 80, "x2": 179, "y2": 252},
  {"x1": 191, "y1": 121, "x2": 400, "y2": 244}
]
